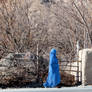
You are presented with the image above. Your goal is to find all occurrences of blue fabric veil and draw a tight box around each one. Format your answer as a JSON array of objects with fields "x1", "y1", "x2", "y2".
[{"x1": 43, "y1": 48, "x2": 61, "y2": 88}]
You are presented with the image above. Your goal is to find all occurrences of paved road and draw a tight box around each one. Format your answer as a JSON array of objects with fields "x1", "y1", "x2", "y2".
[{"x1": 1, "y1": 86, "x2": 92, "y2": 92}]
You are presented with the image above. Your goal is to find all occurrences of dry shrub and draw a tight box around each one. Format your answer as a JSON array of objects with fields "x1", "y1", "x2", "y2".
[{"x1": 0, "y1": 0, "x2": 92, "y2": 61}]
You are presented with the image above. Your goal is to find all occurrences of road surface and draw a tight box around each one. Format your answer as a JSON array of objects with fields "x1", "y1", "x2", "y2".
[{"x1": 1, "y1": 86, "x2": 92, "y2": 92}]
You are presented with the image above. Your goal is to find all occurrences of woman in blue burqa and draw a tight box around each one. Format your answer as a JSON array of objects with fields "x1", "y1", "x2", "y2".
[{"x1": 43, "y1": 48, "x2": 61, "y2": 88}]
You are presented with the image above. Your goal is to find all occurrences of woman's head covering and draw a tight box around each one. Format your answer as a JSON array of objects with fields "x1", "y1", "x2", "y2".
[{"x1": 50, "y1": 48, "x2": 56, "y2": 55}]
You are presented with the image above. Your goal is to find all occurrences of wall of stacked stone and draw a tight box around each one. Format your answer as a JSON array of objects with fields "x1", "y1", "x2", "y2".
[{"x1": 79, "y1": 49, "x2": 92, "y2": 86}]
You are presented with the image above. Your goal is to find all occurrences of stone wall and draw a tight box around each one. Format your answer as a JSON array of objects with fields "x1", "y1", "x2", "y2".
[
  {"x1": 0, "y1": 52, "x2": 48, "y2": 87},
  {"x1": 79, "y1": 49, "x2": 92, "y2": 86}
]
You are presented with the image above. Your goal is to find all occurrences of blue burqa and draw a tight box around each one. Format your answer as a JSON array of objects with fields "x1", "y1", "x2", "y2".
[{"x1": 43, "y1": 48, "x2": 61, "y2": 88}]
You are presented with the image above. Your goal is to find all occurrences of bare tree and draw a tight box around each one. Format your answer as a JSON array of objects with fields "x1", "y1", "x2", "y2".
[{"x1": 0, "y1": 0, "x2": 92, "y2": 62}]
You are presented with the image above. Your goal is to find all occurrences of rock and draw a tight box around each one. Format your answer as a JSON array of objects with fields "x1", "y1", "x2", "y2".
[
  {"x1": 60, "y1": 71, "x2": 75, "y2": 86},
  {"x1": 79, "y1": 49, "x2": 92, "y2": 86},
  {"x1": 0, "y1": 53, "x2": 48, "y2": 87},
  {"x1": 5, "y1": 53, "x2": 14, "y2": 59}
]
